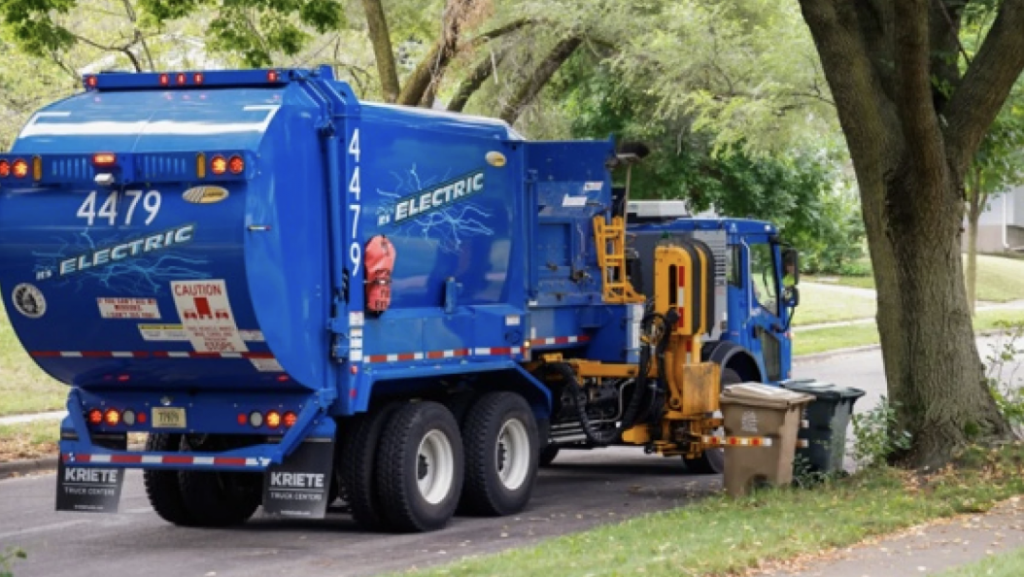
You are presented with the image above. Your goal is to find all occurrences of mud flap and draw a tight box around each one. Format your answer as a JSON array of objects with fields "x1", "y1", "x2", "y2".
[
  {"x1": 56, "y1": 461, "x2": 126, "y2": 513},
  {"x1": 262, "y1": 420, "x2": 336, "y2": 519}
]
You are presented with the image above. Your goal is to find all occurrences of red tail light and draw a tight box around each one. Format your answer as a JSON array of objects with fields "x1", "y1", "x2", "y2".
[
  {"x1": 228, "y1": 155, "x2": 244, "y2": 174},
  {"x1": 0, "y1": 160, "x2": 9, "y2": 177},
  {"x1": 283, "y1": 412, "x2": 297, "y2": 428},
  {"x1": 88, "y1": 409, "x2": 103, "y2": 425}
]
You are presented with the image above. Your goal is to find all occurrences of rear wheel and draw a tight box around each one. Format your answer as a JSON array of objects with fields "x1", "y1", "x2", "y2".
[
  {"x1": 375, "y1": 402, "x2": 464, "y2": 532},
  {"x1": 176, "y1": 435, "x2": 262, "y2": 527},
  {"x1": 339, "y1": 403, "x2": 401, "y2": 531},
  {"x1": 142, "y1": 433, "x2": 193, "y2": 525},
  {"x1": 684, "y1": 368, "x2": 743, "y2": 475},
  {"x1": 460, "y1": 393, "x2": 539, "y2": 516}
]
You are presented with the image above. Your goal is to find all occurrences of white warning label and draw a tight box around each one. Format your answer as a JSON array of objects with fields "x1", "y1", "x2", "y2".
[
  {"x1": 251, "y1": 358, "x2": 284, "y2": 372},
  {"x1": 171, "y1": 280, "x2": 247, "y2": 353},
  {"x1": 138, "y1": 324, "x2": 189, "y2": 342},
  {"x1": 98, "y1": 297, "x2": 160, "y2": 320},
  {"x1": 238, "y1": 330, "x2": 265, "y2": 342}
]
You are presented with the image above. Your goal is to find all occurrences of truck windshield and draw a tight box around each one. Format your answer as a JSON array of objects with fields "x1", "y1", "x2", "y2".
[{"x1": 749, "y1": 243, "x2": 779, "y2": 316}]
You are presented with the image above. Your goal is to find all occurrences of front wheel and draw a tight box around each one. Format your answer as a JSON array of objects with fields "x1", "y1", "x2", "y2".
[
  {"x1": 375, "y1": 401, "x2": 464, "y2": 532},
  {"x1": 460, "y1": 392, "x2": 540, "y2": 516}
]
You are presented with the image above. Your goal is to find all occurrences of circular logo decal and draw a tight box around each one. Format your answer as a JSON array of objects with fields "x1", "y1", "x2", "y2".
[{"x1": 12, "y1": 283, "x2": 46, "y2": 319}]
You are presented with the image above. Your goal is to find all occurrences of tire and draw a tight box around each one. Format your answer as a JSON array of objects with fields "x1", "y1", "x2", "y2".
[
  {"x1": 142, "y1": 433, "x2": 194, "y2": 525},
  {"x1": 176, "y1": 436, "x2": 262, "y2": 527},
  {"x1": 460, "y1": 393, "x2": 540, "y2": 516},
  {"x1": 375, "y1": 401, "x2": 464, "y2": 532},
  {"x1": 539, "y1": 444, "x2": 560, "y2": 467},
  {"x1": 339, "y1": 403, "x2": 402, "y2": 531},
  {"x1": 684, "y1": 368, "x2": 743, "y2": 475}
]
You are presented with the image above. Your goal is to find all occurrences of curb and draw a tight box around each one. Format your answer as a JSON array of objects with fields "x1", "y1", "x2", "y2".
[{"x1": 0, "y1": 456, "x2": 58, "y2": 479}]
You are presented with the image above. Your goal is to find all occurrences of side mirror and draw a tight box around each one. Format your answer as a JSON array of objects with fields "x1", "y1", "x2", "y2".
[
  {"x1": 783, "y1": 286, "x2": 799, "y2": 308},
  {"x1": 783, "y1": 248, "x2": 799, "y2": 286}
]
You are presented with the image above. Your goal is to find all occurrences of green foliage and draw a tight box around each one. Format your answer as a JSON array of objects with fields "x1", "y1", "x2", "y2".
[
  {"x1": 850, "y1": 397, "x2": 912, "y2": 469},
  {"x1": 0, "y1": 547, "x2": 26, "y2": 577},
  {"x1": 551, "y1": 51, "x2": 863, "y2": 274}
]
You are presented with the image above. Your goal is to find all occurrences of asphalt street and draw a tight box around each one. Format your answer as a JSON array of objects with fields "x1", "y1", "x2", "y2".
[{"x1": 0, "y1": 335, "x2": 1019, "y2": 577}]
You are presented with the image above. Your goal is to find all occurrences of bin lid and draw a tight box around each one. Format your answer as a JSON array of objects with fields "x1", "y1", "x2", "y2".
[
  {"x1": 720, "y1": 383, "x2": 815, "y2": 409},
  {"x1": 780, "y1": 379, "x2": 866, "y2": 401}
]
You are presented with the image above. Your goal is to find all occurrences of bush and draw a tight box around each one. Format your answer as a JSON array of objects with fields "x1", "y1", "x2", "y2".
[
  {"x1": 850, "y1": 396, "x2": 912, "y2": 469},
  {"x1": 0, "y1": 548, "x2": 25, "y2": 577}
]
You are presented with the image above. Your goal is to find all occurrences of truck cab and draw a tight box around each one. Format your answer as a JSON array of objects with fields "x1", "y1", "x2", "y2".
[{"x1": 626, "y1": 200, "x2": 800, "y2": 385}]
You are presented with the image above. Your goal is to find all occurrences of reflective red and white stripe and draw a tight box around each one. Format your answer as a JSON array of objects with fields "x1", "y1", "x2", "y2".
[
  {"x1": 63, "y1": 453, "x2": 263, "y2": 467},
  {"x1": 32, "y1": 351, "x2": 275, "y2": 360},
  {"x1": 701, "y1": 435, "x2": 774, "y2": 447},
  {"x1": 529, "y1": 335, "x2": 591, "y2": 346},
  {"x1": 365, "y1": 346, "x2": 523, "y2": 364}
]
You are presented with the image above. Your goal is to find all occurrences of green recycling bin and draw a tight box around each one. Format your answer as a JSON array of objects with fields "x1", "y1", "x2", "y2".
[{"x1": 780, "y1": 379, "x2": 866, "y2": 475}]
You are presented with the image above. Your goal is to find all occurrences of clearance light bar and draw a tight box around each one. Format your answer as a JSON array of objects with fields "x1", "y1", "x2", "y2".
[
  {"x1": 0, "y1": 151, "x2": 252, "y2": 185},
  {"x1": 83, "y1": 69, "x2": 291, "y2": 91}
]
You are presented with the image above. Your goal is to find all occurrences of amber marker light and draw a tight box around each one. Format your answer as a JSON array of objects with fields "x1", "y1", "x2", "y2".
[
  {"x1": 210, "y1": 156, "x2": 227, "y2": 175},
  {"x1": 104, "y1": 409, "x2": 121, "y2": 427},
  {"x1": 93, "y1": 153, "x2": 116, "y2": 167},
  {"x1": 12, "y1": 159, "x2": 28, "y2": 178},
  {"x1": 266, "y1": 411, "x2": 281, "y2": 428}
]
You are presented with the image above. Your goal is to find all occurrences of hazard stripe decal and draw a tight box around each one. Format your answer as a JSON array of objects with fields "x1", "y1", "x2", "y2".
[
  {"x1": 528, "y1": 334, "x2": 591, "y2": 346},
  {"x1": 365, "y1": 347, "x2": 523, "y2": 364},
  {"x1": 64, "y1": 453, "x2": 261, "y2": 467},
  {"x1": 32, "y1": 351, "x2": 275, "y2": 359}
]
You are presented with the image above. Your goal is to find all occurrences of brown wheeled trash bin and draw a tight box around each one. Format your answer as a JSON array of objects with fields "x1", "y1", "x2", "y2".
[{"x1": 719, "y1": 383, "x2": 814, "y2": 497}]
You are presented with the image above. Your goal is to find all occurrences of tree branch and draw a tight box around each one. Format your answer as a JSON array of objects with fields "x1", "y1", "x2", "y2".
[
  {"x1": 892, "y1": 0, "x2": 946, "y2": 178},
  {"x1": 447, "y1": 48, "x2": 508, "y2": 112},
  {"x1": 499, "y1": 35, "x2": 582, "y2": 125},
  {"x1": 397, "y1": 0, "x2": 476, "y2": 106},
  {"x1": 944, "y1": 0, "x2": 1024, "y2": 174},
  {"x1": 360, "y1": 0, "x2": 400, "y2": 102},
  {"x1": 464, "y1": 18, "x2": 535, "y2": 48}
]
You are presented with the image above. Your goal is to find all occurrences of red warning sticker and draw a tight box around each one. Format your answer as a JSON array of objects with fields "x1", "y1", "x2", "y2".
[{"x1": 171, "y1": 280, "x2": 247, "y2": 353}]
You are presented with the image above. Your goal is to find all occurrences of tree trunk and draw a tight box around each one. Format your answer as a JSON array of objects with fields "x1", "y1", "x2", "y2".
[
  {"x1": 499, "y1": 36, "x2": 581, "y2": 125},
  {"x1": 965, "y1": 167, "x2": 985, "y2": 315},
  {"x1": 396, "y1": 0, "x2": 477, "y2": 107},
  {"x1": 360, "y1": 0, "x2": 400, "y2": 103},
  {"x1": 798, "y1": 0, "x2": 1017, "y2": 469}
]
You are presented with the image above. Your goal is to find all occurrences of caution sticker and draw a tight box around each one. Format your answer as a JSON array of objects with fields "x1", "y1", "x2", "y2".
[
  {"x1": 98, "y1": 297, "x2": 161, "y2": 320},
  {"x1": 171, "y1": 280, "x2": 247, "y2": 353}
]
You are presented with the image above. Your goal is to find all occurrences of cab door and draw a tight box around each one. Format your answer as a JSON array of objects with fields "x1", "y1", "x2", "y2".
[{"x1": 743, "y1": 239, "x2": 787, "y2": 382}]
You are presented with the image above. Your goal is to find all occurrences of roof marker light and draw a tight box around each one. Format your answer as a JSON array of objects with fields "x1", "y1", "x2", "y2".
[
  {"x1": 176, "y1": 73, "x2": 187, "y2": 85},
  {"x1": 267, "y1": 70, "x2": 279, "y2": 83},
  {"x1": 93, "y1": 153, "x2": 116, "y2": 167},
  {"x1": 85, "y1": 76, "x2": 97, "y2": 89},
  {"x1": 193, "y1": 72, "x2": 204, "y2": 85},
  {"x1": 159, "y1": 74, "x2": 170, "y2": 86}
]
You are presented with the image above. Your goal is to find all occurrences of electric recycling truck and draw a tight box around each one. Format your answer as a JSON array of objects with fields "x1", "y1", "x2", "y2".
[{"x1": 0, "y1": 66, "x2": 801, "y2": 532}]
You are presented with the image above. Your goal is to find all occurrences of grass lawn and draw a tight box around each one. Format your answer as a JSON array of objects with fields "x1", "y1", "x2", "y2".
[
  {"x1": 794, "y1": 309, "x2": 1024, "y2": 356},
  {"x1": 0, "y1": 305, "x2": 67, "y2": 417},
  {"x1": 807, "y1": 254, "x2": 1024, "y2": 303},
  {"x1": 392, "y1": 445, "x2": 1024, "y2": 577},
  {"x1": 792, "y1": 284, "x2": 876, "y2": 326},
  {"x1": 936, "y1": 547, "x2": 1024, "y2": 577},
  {"x1": 0, "y1": 419, "x2": 59, "y2": 462}
]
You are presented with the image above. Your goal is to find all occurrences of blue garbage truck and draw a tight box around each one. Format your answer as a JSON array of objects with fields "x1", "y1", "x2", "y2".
[{"x1": 0, "y1": 66, "x2": 802, "y2": 532}]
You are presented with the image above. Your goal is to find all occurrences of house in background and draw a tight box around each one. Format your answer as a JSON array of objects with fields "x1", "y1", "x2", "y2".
[{"x1": 973, "y1": 186, "x2": 1024, "y2": 253}]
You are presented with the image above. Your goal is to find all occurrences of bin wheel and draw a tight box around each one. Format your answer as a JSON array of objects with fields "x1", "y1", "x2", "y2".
[
  {"x1": 375, "y1": 401, "x2": 464, "y2": 532},
  {"x1": 459, "y1": 392, "x2": 539, "y2": 516},
  {"x1": 684, "y1": 368, "x2": 742, "y2": 475},
  {"x1": 339, "y1": 402, "x2": 402, "y2": 531},
  {"x1": 539, "y1": 444, "x2": 560, "y2": 467},
  {"x1": 177, "y1": 435, "x2": 262, "y2": 527},
  {"x1": 142, "y1": 433, "x2": 194, "y2": 525}
]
